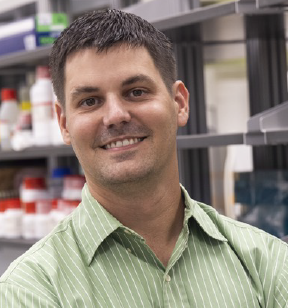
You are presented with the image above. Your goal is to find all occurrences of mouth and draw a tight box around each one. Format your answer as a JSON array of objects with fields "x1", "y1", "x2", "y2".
[{"x1": 101, "y1": 137, "x2": 146, "y2": 150}]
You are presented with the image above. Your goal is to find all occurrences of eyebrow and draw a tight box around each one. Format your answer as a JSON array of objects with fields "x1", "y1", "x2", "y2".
[
  {"x1": 70, "y1": 86, "x2": 100, "y2": 102},
  {"x1": 122, "y1": 74, "x2": 155, "y2": 87}
]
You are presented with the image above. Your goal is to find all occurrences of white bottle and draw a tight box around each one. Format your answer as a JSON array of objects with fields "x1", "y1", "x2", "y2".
[
  {"x1": 62, "y1": 175, "x2": 86, "y2": 200},
  {"x1": 35, "y1": 199, "x2": 52, "y2": 239},
  {"x1": 0, "y1": 89, "x2": 19, "y2": 151},
  {"x1": 22, "y1": 203, "x2": 37, "y2": 239},
  {"x1": 30, "y1": 66, "x2": 53, "y2": 146},
  {"x1": 21, "y1": 177, "x2": 48, "y2": 239},
  {"x1": 3, "y1": 198, "x2": 23, "y2": 239},
  {"x1": 49, "y1": 199, "x2": 67, "y2": 230},
  {"x1": 12, "y1": 82, "x2": 34, "y2": 151}
]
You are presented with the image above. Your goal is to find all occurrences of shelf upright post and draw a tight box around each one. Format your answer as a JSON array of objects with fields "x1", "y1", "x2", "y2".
[
  {"x1": 166, "y1": 24, "x2": 211, "y2": 204},
  {"x1": 245, "y1": 14, "x2": 288, "y2": 169}
]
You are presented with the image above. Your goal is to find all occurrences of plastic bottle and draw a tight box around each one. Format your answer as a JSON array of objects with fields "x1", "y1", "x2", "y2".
[
  {"x1": 22, "y1": 202, "x2": 37, "y2": 239},
  {"x1": 30, "y1": 66, "x2": 53, "y2": 146},
  {"x1": 21, "y1": 177, "x2": 48, "y2": 239},
  {"x1": 11, "y1": 84, "x2": 33, "y2": 151},
  {"x1": 0, "y1": 199, "x2": 6, "y2": 237},
  {"x1": 49, "y1": 199, "x2": 67, "y2": 230},
  {"x1": 62, "y1": 175, "x2": 86, "y2": 200},
  {"x1": 0, "y1": 88, "x2": 19, "y2": 150},
  {"x1": 35, "y1": 199, "x2": 52, "y2": 238},
  {"x1": 3, "y1": 198, "x2": 23, "y2": 238},
  {"x1": 58, "y1": 199, "x2": 80, "y2": 216},
  {"x1": 48, "y1": 167, "x2": 71, "y2": 200}
]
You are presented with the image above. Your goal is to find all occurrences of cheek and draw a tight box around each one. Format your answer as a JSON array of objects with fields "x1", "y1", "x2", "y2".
[
  {"x1": 68, "y1": 115, "x2": 98, "y2": 142},
  {"x1": 140, "y1": 100, "x2": 176, "y2": 124}
]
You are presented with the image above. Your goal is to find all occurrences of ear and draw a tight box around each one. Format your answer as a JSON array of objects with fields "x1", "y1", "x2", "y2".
[
  {"x1": 173, "y1": 81, "x2": 189, "y2": 127},
  {"x1": 55, "y1": 101, "x2": 71, "y2": 145}
]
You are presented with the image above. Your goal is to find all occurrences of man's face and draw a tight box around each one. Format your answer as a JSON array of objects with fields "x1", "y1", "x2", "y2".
[{"x1": 56, "y1": 45, "x2": 189, "y2": 189}]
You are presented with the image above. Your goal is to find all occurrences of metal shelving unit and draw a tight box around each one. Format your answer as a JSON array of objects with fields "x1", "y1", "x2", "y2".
[
  {"x1": 152, "y1": 2, "x2": 238, "y2": 31},
  {"x1": 0, "y1": 0, "x2": 287, "y2": 256},
  {"x1": 0, "y1": 46, "x2": 51, "y2": 69},
  {"x1": 176, "y1": 102, "x2": 288, "y2": 148},
  {"x1": 0, "y1": 237, "x2": 36, "y2": 246},
  {"x1": 125, "y1": 0, "x2": 288, "y2": 202},
  {"x1": 0, "y1": 145, "x2": 74, "y2": 161}
]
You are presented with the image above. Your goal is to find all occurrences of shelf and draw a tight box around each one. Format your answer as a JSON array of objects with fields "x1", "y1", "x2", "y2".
[
  {"x1": 176, "y1": 102, "x2": 288, "y2": 148},
  {"x1": 245, "y1": 129, "x2": 288, "y2": 145},
  {"x1": 256, "y1": 0, "x2": 288, "y2": 8},
  {"x1": 0, "y1": 0, "x2": 36, "y2": 16},
  {"x1": 177, "y1": 133, "x2": 244, "y2": 148},
  {"x1": 0, "y1": 237, "x2": 36, "y2": 246},
  {"x1": 70, "y1": 0, "x2": 111, "y2": 15},
  {"x1": 0, "y1": 45, "x2": 51, "y2": 69},
  {"x1": 0, "y1": 145, "x2": 75, "y2": 161},
  {"x1": 151, "y1": 2, "x2": 238, "y2": 31}
]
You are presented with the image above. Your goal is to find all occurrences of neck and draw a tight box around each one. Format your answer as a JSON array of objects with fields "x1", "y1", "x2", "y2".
[{"x1": 87, "y1": 172, "x2": 185, "y2": 266}]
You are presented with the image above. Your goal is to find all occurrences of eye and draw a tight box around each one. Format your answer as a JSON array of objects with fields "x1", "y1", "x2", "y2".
[
  {"x1": 131, "y1": 89, "x2": 144, "y2": 97},
  {"x1": 80, "y1": 97, "x2": 101, "y2": 107},
  {"x1": 127, "y1": 89, "x2": 148, "y2": 99}
]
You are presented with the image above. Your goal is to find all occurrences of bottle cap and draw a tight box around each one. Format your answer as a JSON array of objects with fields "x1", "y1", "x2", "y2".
[
  {"x1": 51, "y1": 199, "x2": 58, "y2": 210},
  {"x1": 5, "y1": 198, "x2": 21, "y2": 209},
  {"x1": 23, "y1": 177, "x2": 46, "y2": 190},
  {"x1": 23, "y1": 202, "x2": 36, "y2": 214},
  {"x1": 52, "y1": 167, "x2": 71, "y2": 178},
  {"x1": 1, "y1": 88, "x2": 17, "y2": 101},
  {"x1": 36, "y1": 66, "x2": 50, "y2": 79},
  {"x1": 21, "y1": 101, "x2": 31, "y2": 111},
  {"x1": 0, "y1": 200, "x2": 6, "y2": 212}
]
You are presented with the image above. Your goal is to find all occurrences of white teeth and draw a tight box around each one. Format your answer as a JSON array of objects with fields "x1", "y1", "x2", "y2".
[
  {"x1": 104, "y1": 138, "x2": 143, "y2": 149},
  {"x1": 122, "y1": 139, "x2": 130, "y2": 146}
]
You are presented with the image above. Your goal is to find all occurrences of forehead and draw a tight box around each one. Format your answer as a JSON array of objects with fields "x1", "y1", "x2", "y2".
[{"x1": 64, "y1": 45, "x2": 162, "y2": 89}]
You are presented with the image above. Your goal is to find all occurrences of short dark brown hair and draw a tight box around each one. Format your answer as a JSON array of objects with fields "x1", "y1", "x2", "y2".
[{"x1": 49, "y1": 9, "x2": 176, "y2": 106}]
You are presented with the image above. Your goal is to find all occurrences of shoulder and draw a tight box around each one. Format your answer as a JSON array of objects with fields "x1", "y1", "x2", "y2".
[
  {"x1": 0, "y1": 214, "x2": 77, "y2": 307},
  {"x1": 0, "y1": 212, "x2": 75, "y2": 285},
  {"x1": 198, "y1": 201, "x2": 288, "y2": 256},
  {"x1": 197, "y1": 202, "x2": 288, "y2": 306}
]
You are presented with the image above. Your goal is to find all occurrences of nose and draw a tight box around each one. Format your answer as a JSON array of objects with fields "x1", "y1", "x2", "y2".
[{"x1": 102, "y1": 95, "x2": 131, "y2": 128}]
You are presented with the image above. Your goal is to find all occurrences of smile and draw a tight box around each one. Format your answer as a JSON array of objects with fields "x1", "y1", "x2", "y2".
[{"x1": 102, "y1": 137, "x2": 145, "y2": 149}]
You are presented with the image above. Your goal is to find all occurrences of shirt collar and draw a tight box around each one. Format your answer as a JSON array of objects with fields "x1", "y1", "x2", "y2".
[
  {"x1": 72, "y1": 184, "x2": 122, "y2": 265},
  {"x1": 181, "y1": 185, "x2": 227, "y2": 242},
  {"x1": 73, "y1": 184, "x2": 227, "y2": 266}
]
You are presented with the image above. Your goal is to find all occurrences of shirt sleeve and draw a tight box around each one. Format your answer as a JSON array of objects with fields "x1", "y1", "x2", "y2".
[{"x1": 0, "y1": 281, "x2": 61, "y2": 308}]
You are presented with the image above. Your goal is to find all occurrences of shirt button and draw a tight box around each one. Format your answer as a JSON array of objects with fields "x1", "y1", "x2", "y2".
[
  {"x1": 127, "y1": 248, "x2": 132, "y2": 253},
  {"x1": 165, "y1": 275, "x2": 171, "y2": 282}
]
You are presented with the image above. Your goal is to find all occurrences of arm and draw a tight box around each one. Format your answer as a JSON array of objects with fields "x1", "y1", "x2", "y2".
[{"x1": 0, "y1": 281, "x2": 61, "y2": 308}]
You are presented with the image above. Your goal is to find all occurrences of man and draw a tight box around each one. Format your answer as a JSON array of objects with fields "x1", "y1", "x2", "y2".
[{"x1": 0, "y1": 9, "x2": 287, "y2": 308}]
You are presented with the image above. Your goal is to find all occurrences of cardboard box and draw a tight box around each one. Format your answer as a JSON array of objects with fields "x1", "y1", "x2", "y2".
[{"x1": 0, "y1": 13, "x2": 68, "y2": 56}]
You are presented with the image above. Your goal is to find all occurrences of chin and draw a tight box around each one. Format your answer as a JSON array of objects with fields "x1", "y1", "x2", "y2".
[{"x1": 97, "y1": 168, "x2": 155, "y2": 187}]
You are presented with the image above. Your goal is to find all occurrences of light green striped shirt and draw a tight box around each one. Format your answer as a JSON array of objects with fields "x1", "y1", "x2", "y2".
[{"x1": 1, "y1": 184, "x2": 288, "y2": 307}]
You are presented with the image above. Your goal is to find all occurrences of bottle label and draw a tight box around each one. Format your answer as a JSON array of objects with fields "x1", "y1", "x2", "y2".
[
  {"x1": 0, "y1": 121, "x2": 12, "y2": 139},
  {"x1": 32, "y1": 103, "x2": 53, "y2": 121}
]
